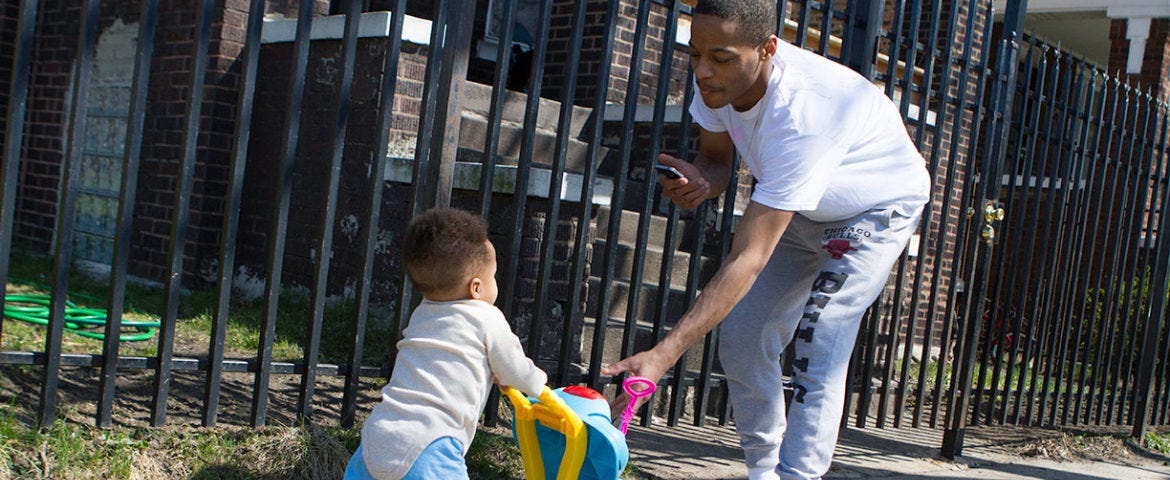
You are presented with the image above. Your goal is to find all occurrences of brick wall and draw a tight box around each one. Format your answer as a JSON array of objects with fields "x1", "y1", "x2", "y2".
[
  {"x1": 238, "y1": 35, "x2": 427, "y2": 295},
  {"x1": 15, "y1": 0, "x2": 82, "y2": 249},
  {"x1": 1109, "y1": 17, "x2": 1170, "y2": 100},
  {"x1": 0, "y1": 1, "x2": 18, "y2": 156},
  {"x1": 126, "y1": 0, "x2": 258, "y2": 283}
]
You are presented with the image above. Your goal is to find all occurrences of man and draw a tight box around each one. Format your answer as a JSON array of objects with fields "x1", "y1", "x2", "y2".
[{"x1": 600, "y1": 1, "x2": 930, "y2": 479}]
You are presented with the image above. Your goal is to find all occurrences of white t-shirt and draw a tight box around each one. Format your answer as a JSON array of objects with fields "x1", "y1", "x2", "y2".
[
  {"x1": 689, "y1": 40, "x2": 931, "y2": 222},
  {"x1": 360, "y1": 299, "x2": 547, "y2": 479}
]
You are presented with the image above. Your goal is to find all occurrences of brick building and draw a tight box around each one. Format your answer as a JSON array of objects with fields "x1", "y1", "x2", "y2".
[{"x1": 10, "y1": 0, "x2": 1164, "y2": 363}]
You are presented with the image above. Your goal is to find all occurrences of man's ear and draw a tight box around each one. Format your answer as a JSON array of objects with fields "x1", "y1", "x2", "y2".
[
  {"x1": 762, "y1": 34, "x2": 779, "y2": 59},
  {"x1": 468, "y1": 276, "x2": 484, "y2": 300}
]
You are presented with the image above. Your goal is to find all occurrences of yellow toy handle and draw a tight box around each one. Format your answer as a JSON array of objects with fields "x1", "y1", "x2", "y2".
[{"x1": 501, "y1": 386, "x2": 588, "y2": 480}]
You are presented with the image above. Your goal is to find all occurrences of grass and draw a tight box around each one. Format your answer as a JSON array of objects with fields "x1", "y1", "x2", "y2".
[
  {"x1": 0, "y1": 399, "x2": 354, "y2": 479},
  {"x1": 1, "y1": 250, "x2": 398, "y2": 365},
  {"x1": 1146, "y1": 431, "x2": 1170, "y2": 455}
]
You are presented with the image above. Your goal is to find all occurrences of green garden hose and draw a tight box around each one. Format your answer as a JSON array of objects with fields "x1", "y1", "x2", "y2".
[{"x1": 3, "y1": 293, "x2": 159, "y2": 342}]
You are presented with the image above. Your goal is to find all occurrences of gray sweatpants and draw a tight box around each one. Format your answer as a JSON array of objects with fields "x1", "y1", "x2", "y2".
[{"x1": 719, "y1": 207, "x2": 922, "y2": 480}]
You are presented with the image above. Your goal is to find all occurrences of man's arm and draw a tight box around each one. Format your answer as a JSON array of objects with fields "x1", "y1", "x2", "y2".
[{"x1": 601, "y1": 202, "x2": 794, "y2": 387}]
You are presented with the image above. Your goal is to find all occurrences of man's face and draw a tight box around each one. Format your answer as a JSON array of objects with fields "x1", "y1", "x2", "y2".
[{"x1": 688, "y1": 14, "x2": 770, "y2": 110}]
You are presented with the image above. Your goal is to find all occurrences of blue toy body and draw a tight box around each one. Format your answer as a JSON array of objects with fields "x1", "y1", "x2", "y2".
[{"x1": 514, "y1": 386, "x2": 629, "y2": 480}]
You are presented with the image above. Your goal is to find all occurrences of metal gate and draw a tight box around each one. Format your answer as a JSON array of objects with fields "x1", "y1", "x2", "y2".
[{"x1": 2, "y1": 0, "x2": 1169, "y2": 461}]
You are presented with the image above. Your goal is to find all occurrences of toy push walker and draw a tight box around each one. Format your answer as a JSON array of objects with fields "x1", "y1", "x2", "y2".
[{"x1": 501, "y1": 377, "x2": 657, "y2": 480}]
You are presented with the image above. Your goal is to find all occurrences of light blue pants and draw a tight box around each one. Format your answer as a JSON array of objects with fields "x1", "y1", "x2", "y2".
[
  {"x1": 344, "y1": 436, "x2": 468, "y2": 480},
  {"x1": 719, "y1": 208, "x2": 921, "y2": 480}
]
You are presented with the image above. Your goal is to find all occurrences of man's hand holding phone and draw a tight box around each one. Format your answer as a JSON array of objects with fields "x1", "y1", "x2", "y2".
[{"x1": 657, "y1": 154, "x2": 710, "y2": 209}]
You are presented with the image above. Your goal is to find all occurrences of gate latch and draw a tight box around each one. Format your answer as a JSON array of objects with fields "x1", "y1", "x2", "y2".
[{"x1": 981, "y1": 203, "x2": 1006, "y2": 243}]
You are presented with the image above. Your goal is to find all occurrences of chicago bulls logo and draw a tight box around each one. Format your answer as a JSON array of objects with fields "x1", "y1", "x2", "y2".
[{"x1": 822, "y1": 239, "x2": 856, "y2": 259}]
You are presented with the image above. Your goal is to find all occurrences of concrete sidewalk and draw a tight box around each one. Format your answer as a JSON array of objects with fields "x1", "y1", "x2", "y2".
[{"x1": 624, "y1": 419, "x2": 1170, "y2": 479}]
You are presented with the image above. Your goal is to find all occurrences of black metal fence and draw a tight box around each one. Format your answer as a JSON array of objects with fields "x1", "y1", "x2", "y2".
[{"x1": 1, "y1": 0, "x2": 1168, "y2": 459}]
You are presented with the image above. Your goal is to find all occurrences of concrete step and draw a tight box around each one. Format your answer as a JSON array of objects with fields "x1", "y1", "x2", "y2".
[
  {"x1": 591, "y1": 238, "x2": 720, "y2": 291},
  {"x1": 579, "y1": 316, "x2": 713, "y2": 373},
  {"x1": 456, "y1": 112, "x2": 599, "y2": 172},
  {"x1": 462, "y1": 81, "x2": 593, "y2": 138},
  {"x1": 585, "y1": 275, "x2": 692, "y2": 322},
  {"x1": 594, "y1": 205, "x2": 688, "y2": 248}
]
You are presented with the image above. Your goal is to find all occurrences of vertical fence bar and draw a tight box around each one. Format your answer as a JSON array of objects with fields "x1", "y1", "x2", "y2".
[
  {"x1": 536, "y1": 0, "x2": 588, "y2": 387},
  {"x1": 583, "y1": 0, "x2": 621, "y2": 391},
  {"x1": 877, "y1": 0, "x2": 905, "y2": 99},
  {"x1": 1092, "y1": 82, "x2": 1131, "y2": 425},
  {"x1": 793, "y1": 0, "x2": 812, "y2": 49},
  {"x1": 1071, "y1": 75, "x2": 1108, "y2": 425},
  {"x1": 557, "y1": 0, "x2": 604, "y2": 387},
  {"x1": 422, "y1": 0, "x2": 475, "y2": 209},
  {"x1": 1117, "y1": 90, "x2": 1158, "y2": 427},
  {"x1": 896, "y1": 0, "x2": 958, "y2": 428},
  {"x1": 1131, "y1": 96, "x2": 1169, "y2": 438},
  {"x1": 883, "y1": 0, "x2": 940, "y2": 429},
  {"x1": 1144, "y1": 101, "x2": 1170, "y2": 429},
  {"x1": 934, "y1": 1, "x2": 995, "y2": 430},
  {"x1": 712, "y1": 163, "x2": 741, "y2": 428},
  {"x1": 501, "y1": 0, "x2": 551, "y2": 350},
  {"x1": 395, "y1": 0, "x2": 449, "y2": 361},
  {"x1": 978, "y1": 32, "x2": 1034, "y2": 428},
  {"x1": 151, "y1": 0, "x2": 214, "y2": 427},
  {"x1": 476, "y1": 0, "x2": 517, "y2": 215},
  {"x1": 942, "y1": 0, "x2": 1026, "y2": 453},
  {"x1": 1110, "y1": 89, "x2": 1155, "y2": 426},
  {"x1": 297, "y1": 0, "x2": 362, "y2": 422},
  {"x1": 96, "y1": 0, "x2": 158, "y2": 428},
  {"x1": 668, "y1": 78, "x2": 697, "y2": 427},
  {"x1": 988, "y1": 41, "x2": 1052, "y2": 429},
  {"x1": 998, "y1": 39, "x2": 1042, "y2": 426},
  {"x1": 892, "y1": 0, "x2": 922, "y2": 119},
  {"x1": 253, "y1": 0, "x2": 313, "y2": 427},
  {"x1": 40, "y1": 0, "x2": 100, "y2": 427},
  {"x1": 842, "y1": 0, "x2": 883, "y2": 80},
  {"x1": 1055, "y1": 61, "x2": 1096, "y2": 426},
  {"x1": 0, "y1": 0, "x2": 39, "y2": 343},
  {"x1": 204, "y1": 0, "x2": 265, "y2": 428},
  {"x1": 342, "y1": 0, "x2": 405, "y2": 429},
  {"x1": 1094, "y1": 82, "x2": 1135, "y2": 425},
  {"x1": 1085, "y1": 77, "x2": 1123, "y2": 425},
  {"x1": 637, "y1": 0, "x2": 682, "y2": 428},
  {"x1": 1031, "y1": 49, "x2": 1075, "y2": 427},
  {"x1": 916, "y1": 0, "x2": 988, "y2": 428},
  {"x1": 1042, "y1": 55, "x2": 1088, "y2": 427},
  {"x1": 816, "y1": 0, "x2": 834, "y2": 56},
  {"x1": 851, "y1": 0, "x2": 900, "y2": 428},
  {"x1": 615, "y1": 0, "x2": 653, "y2": 363},
  {"x1": 979, "y1": 36, "x2": 1042, "y2": 430},
  {"x1": 1102, "y1": 85, "x2": 1138, "y2": 426},
  {"x1": 1071, "y1": 72, "x2": 1104, "y2": 428}
]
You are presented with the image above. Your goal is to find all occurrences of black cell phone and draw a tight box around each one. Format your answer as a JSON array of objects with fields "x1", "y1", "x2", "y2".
[{"x1": 654, "y1": 164, "x2": 685, "y2": 180}]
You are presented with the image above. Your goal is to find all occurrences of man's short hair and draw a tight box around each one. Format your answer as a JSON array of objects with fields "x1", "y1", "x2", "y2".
[
  {"x1": 403, "y1": 207, "x2": 493, "y2": 295},
  {"x1": 693, "y1": 0, "x2": 777, "y2": 45}
]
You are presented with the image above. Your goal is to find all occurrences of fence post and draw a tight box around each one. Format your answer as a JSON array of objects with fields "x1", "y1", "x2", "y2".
[
  {"x1": 942, "y1": 0, "x2": 1028, "y2": 459},
  {"x1": 1132, "y1": 100, "x2": 1170, "y2": 440},
  {"x1": 419, "y1": 0, "x2": 476, "y2": 210},
  {"x1": 843, "y1": 0, "x2": 886, "y2": 81},
  {"x1": 0, "y1": 0, "x2": 39, "y2": 344}
]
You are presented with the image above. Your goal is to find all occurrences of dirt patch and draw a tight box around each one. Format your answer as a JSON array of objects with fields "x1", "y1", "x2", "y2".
[{"x1": 965, "y1": 424, "x2": 1170, "y2": 466}]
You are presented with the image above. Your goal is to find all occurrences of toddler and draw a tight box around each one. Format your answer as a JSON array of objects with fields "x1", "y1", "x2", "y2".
[{"x1": 345, "y1": 207, "x2": 547, "y2": 479}]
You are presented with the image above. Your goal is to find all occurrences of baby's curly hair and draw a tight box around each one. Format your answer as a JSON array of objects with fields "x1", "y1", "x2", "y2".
[
  {"x1": 402, "y1": 208, "x2": 493, "y2": 296},
  {"x1": 693, "y1": 0, "x2": 777, "y2": 45}
]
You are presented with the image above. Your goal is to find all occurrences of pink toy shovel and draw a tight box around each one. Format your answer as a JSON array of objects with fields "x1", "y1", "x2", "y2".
[{"x1": 618, "y1": 376, "x2": 657, "y2": 434}]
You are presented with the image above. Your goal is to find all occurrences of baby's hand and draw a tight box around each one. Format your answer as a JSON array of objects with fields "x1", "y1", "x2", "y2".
[{"x1": 492, "y1": 374, "x2": 501, "y2": 386}]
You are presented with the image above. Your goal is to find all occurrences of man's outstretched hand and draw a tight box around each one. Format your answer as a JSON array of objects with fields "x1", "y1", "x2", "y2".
[{"x1": 601, "y1": 348, "x2": 674, "y2": 422}]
